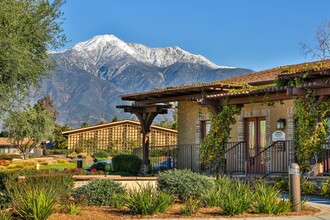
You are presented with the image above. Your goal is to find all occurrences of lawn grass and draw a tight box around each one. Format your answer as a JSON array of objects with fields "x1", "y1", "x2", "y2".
[{"x1": 39, "y1": 163, "x2": 80, "y2": 170}]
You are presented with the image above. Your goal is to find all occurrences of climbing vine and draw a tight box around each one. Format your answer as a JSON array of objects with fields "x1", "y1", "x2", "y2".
[
  {"x1": 294, "y1": 90, "x2": 330, "y2": 171},
  {"x1": 278, "y1": 64, "x2": 330, "y2": 171},
  {"x1": 199, "y1": 98, "x2": 241, "y2": 169}
]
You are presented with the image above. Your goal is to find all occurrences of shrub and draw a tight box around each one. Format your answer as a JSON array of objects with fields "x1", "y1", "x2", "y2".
[
  {"x1": 112, "y1": 154, "x2": 141, "y2": 176},
  {"x1": 0, "y1": 170, "x2": 74, "y2": 207},
  {"x1": 0, "y1": 154, "x2": 21, "y2": 161},
  {"x1": 0, "y1": 210, "x2": 12, "y2": 220},
  {"x1": 321, "y1": 178, "x2": 330, "y2": 197},
  {"x1": 202, "y1": 176, "x2": 232, "y2": 207},
  {"x1": 125, "y1": 183, "x2": 173, "y2": 215},
  {"x1": 66, "y1": 202, "x2": 82, "y2": 215},
  {"x1": 273, "y1": 175, "x2": 288, "y2": 191},
  {"x1": 6, "y1": 173, "x2": 73, "y2": 220},
  {"x1": 220, "y1": 180, "x2": 252, "y2": 215},
  {"x1": 253, "y1": 181, "x2": 291, "y2": 214},
  {"x1": 93, "y1": 150, "x2": 109, "y2": 158},
  {"x1": 44, "y1": 149, "x2": 71, "y2": 155},
  {"x1": 181, "y1": 198, "x2": 200, "y2": 216},
  {"x1": 157, "y1": 169, "x2": 214, "y2": 201},
  {"x1": 301, "y1": 179, "x2": 319, "y2": 195},
  {"x1": 72, "y1": 179, "x2": 125, "y2": 206}
]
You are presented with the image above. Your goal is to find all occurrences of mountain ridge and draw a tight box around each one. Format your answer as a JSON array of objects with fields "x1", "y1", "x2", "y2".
[{"x1": 42, "y1": 34, "x2": 253, "y2": 128}]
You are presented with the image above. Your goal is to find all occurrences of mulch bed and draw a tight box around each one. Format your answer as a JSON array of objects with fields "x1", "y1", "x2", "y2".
[{"x1": 48, "y1": 205, "x2": 320, "y2": 220}]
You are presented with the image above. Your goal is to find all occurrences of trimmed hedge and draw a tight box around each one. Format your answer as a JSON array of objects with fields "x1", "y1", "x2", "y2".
[
  {"x1": 44, "y1": 149, "x2": 72, "y2": 155},
  {"x1": 0, "y1": 154, "x2": 21, "y2": 161},
  {"x1": 93, "y1": 150, "x2": 109, "y2": 158},
  {"x1": 112, "y1": 154, "x2": 142, "y2": 176}
]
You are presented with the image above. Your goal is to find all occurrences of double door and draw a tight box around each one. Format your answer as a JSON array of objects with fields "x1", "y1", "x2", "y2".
[{"x1": 245, "y1": 117, "x2": 266, "y2": 172}]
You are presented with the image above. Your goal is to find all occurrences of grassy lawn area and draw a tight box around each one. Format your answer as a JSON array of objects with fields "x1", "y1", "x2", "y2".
[{"x1": 39, "y1": 163, "x2": 78, "y2": 170}]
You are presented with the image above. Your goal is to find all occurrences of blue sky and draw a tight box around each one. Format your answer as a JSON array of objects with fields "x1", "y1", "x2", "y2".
[{"x1": 61, "y1": 0, "x2": 330, "y2": 71}]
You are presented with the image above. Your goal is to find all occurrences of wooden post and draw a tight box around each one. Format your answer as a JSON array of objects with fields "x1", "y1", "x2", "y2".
[{"x1": 116, "y1": 104, "x2": 171, "y2": 174}]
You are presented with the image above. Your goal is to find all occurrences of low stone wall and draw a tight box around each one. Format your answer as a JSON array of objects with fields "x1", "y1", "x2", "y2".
[{"x1": 73, "y1": 175, "x2": 158, "y2": 190}]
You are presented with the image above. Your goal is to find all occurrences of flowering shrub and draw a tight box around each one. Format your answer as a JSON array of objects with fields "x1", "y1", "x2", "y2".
[
  {"x1": 63, "y1": 168, "x2": 82, "y2": 175},
  {"x1": 90, "y1": 169, "x2": 104, "y2": 175}
]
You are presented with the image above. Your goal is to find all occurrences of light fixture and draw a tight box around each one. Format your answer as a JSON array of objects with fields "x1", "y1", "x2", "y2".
[{"x1": 277, "y1": 118, "x2": 286, "y2": 130}]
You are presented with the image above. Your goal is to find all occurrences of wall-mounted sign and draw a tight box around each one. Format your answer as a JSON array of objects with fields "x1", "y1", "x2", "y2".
[{"x1": 272, "y1": 131, "x2": 286, "y2": 141}]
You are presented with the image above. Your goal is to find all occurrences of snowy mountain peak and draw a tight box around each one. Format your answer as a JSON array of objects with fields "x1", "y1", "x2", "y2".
[
  {"x1": 67, "y1": 34, "x2": 235, "y2": 69},
  {"x1": 72, "y1": 34, "x2": 136, "y2": 56}
]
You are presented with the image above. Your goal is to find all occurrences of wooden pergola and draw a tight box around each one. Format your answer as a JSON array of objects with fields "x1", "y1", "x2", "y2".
[{"x1": 117, "y1": 104, "x2": 173, "y2": 171}]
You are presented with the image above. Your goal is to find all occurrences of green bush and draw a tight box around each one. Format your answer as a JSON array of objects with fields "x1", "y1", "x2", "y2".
[
  {"x1": 157, "y1": 169, "x2": 214, "y2": 201},
  {"x1": 125, "y1": 183, "x2": 173, "y2": 215},
  {"x1": 6, "y1": 173, "x2": 73, "y2": 220},
  {"x1": 93, "y1": 150, "x2": 109, "y2": 158},
  {"x1": 0, "y1": 169, "x2": 74, "y2": 207},
  {"x1": 72, "y1": 179, "x2": 125, "y2": 206},
  {"x1": 301, "y1": 179, "x2": 319, "y2": 195},
  {"x1": 202, "y1": 176, "x2": 232, "y2": 207},
  {"x1": 181, "y1": 197, "x2": 200, "y2": 216},
  {"x1": 44, "y1": 149, "x2": 71, "y2": 155},
  {"x1": 0, "y1": 210, "x2": 12, "y2": 220},
  {"x1": 321, "y1": 178, "x2": 330, "y2": 197},
  {"x1": 112, "y1": 154, "x2": 141, "y2": 176},
  {"x1": 273, "y1": 175, "x2": 288, "y2": 191},
  {"x1": 0, "y1": 154, "x2": 21, "y2": 161},
  {"x1": 253, "y1": 181, "x2": 291, "y2": 214},
  {"x1": 220, "y1": 180, "x2": 252, "y2": 215}
]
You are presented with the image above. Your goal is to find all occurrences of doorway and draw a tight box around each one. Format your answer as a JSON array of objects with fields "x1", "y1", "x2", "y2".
[{"x1": 245, "y1": 117, "x2": 266, "y2": 173}]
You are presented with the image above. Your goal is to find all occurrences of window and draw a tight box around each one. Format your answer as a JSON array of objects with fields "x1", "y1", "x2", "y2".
[{"x1": 200, "y1": 120, "x2": 211, "y2": 139}]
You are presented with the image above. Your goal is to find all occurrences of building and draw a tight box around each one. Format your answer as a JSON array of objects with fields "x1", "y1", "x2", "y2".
[
  {"x1": 62, "y1": 120, "x2": 177, "y2": 153},
  {"x1": 120, "y1": 59, "x2": 330, "y2": 176}
]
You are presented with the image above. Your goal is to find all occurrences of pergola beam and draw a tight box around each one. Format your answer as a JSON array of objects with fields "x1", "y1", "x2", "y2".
[{"x1": 117, "y1": 104, "x2": 172, "y2": 173}]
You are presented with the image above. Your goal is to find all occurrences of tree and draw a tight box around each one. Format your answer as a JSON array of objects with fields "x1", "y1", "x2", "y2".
[
  {"x1": 81, "y1": 122, "x2": 89, "y2": 128},
  {"x1": 0, "y1": 0, "x2": 66, "y2": 117},
  {"x1": 34, "y1": 95, "x2": 58, "y2": 120},
  {"x1": 111, "y1": 116, "x2": 118, "y2": 122},
  {"x1": 53, "y1": 124, "x2": 69, "y2": 149},
  {"x1": 154, "y1": 108, "x2": 177, "y2": 130},
  {"x1": 3, "y1": 107, "x2": 55, "y2": 159},
  {"x1": 301, "y1": 20, "x2": 330, "y2": 60}
]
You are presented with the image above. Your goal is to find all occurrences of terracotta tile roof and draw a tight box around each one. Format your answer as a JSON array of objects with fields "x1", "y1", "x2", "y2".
[
  {"x1": 121, "y1": 81, "x2": 243, "y2": 101},
  {"x1": 120, "y1": 59, "x2": 330, "y2": 101},
  {"x1": 227, "y1": 59, "x2": 330, "y2": 84}
]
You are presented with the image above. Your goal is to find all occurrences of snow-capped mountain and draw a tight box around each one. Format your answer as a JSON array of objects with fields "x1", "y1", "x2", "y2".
[{"x1": 42, "y1": 35, "x2": 252, "y2": 127}]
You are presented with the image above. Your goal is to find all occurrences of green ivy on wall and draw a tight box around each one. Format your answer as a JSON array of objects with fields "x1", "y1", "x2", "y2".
[
  {"x1": 199, "y1": 98, "x2": 241, "y2": 170},
  {"x1": 294, "y1": 90, "x2": 330, "y2": 171}
]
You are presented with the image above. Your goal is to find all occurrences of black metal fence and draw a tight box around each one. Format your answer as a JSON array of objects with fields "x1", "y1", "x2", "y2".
[
  {"x1": 132, "y1": 139, "x2": 330, "y2": 177},
  {"x1": 132, "y1": 145, "x2": 179, "y2": 172},
  {"x1": 245, "y1": 141, "x2": 295, "y2": 179}
]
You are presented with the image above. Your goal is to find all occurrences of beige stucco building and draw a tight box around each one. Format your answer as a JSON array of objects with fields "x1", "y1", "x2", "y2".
[{"x1": 62, "y1": 120, "x2": 177, "y2": 153}]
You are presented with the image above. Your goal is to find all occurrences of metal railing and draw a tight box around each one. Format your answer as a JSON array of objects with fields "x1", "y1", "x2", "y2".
[
  {"x1": 245, "y1": 141, "x2": 295, "y2": 179},
  {"x1": 133, "y1": 144, "x2": 179, "y2": 172},
  {"x1": 319, "y1": 139, "x2": 330, "y2": 175}
]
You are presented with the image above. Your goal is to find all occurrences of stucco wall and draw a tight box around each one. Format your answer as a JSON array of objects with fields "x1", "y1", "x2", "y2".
[
  {"x1": 177, "y1": 101, "x2": 209, "y2": 145},
  {"x1": 177, "y1": 101, "x2": 209, "y2": 171},
  {"x1": 232, "y1": 99, "x2": 294, "y2": 144}
]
